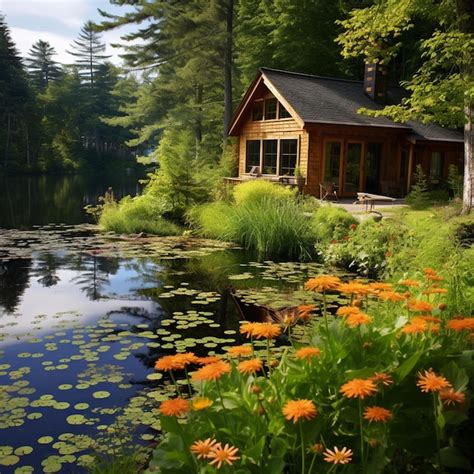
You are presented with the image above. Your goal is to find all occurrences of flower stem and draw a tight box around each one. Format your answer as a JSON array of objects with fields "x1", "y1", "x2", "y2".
[
  {"x1": 308, "y1": 451, "x2": 317, "y2": 474},
  {"x1": 184, "y1": 367, "x2": 192, "y2": 396},
  {"x1": 169, "y1": 370, "x2": 181, "y2": 396},
  {"x1": 432, "y1": 392, "x2": 441, "y2": 466},
  {"x1": 266, "y1": 339, "x2": 272, "y2": 375},
  {"x1": 358, "y1": 398, "x2": 365, "y2": 470},
  {"x1": 299, "y1": 420, "x2": 306, "y2": 474},
  {"x1": 215, "y1": 378, "x2": 230, "y2": 428}
]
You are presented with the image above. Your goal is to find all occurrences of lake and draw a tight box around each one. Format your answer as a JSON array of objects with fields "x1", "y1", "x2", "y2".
[
  {"x1": 0, "y1": 171, "x2": 145, "y2": 229},
  {"x1": 0, "y1": 221, "x2": 332, "y2": 472}
]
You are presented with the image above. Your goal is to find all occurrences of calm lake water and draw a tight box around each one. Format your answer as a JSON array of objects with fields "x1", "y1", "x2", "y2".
[
  {"x1": 0, "y1": 224, "x2": 331, "y2": 472},
  {"x1": 0, "y1": 171, "x2": 145, "y2": 229}
]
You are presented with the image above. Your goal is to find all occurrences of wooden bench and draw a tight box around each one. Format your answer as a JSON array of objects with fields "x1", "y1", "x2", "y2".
[{"x1": 354, "y1": 192, "x2": 396, "y2": 211}]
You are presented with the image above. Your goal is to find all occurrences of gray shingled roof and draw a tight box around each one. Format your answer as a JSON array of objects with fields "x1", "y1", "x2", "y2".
[{"x1": 261, "y1": 68, "x2": 463, "y2": 142}]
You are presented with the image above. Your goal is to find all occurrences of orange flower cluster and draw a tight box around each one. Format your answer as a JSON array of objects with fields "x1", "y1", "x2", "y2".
[
  {"x1": 295, "y1": 347, "x2": 321, "y2": 360},
  {"x1": 368, "y1": 282, "x2": 393, "y2": 293},
  {"x1": 155, "y1": 352, "x2": 199, "y2": 371},
  {"x1": 196, "y1": 355, "x2": 222, "y2": 365},
  {"x1": 424, "y1": 268, "x2": 444, "y2": 282},
  {"x1": 416, "y1": 369, "x2": 452, "y2": 393},
  {"x1": 159, "y1": 398, "x2": 190, "y2": 417},
  {"x1": 338, "y1": 281, "x2": 370, "y2": 296},
  {"x1": 238, "y1": 358, "x2": 263, "y2": 375},
  {"x1": 422, "y1": 288, "x2": 448, "y2": 295},
  {"x1": 336, "y1": 306, "x2": 360, "y2": 318},
  {"x1": 282, "y1": 399, "x2": 317, "y2": 423},
  {"x1": 191, "y1": 439, "x2": 240, "y2": 468},
  {"x1": 191, "y1": 360, "x2": 231, "y2": 382},
  {"x1": 340, "y1": 378, "x2": 377, "y2": 399},
  {"x1": 364, "y1": 406, "x2": 392, "y2": 422},
  {"x1": 447, "y1": 317, "x2": 474, "y2": 331},
  {"x1": 398, "y1": 279, "x2": 420, "y2": 287},
  {"x1": 305, "y1": 275, "x2": 341, "y2": 292},
  {"x1": 323, "y1": 446, "x2": 353, "y2": 464},
  {"x1": 336, "y1": 305, "x2": 372, "y2": 327},
  {"x1": 239, "y1": 322, "x2": 281, "y2": 339},
  {"x1": 377, "y1": 291, "x2": 406, "y2": 302},
  {"x1": 297, "y1": 304, "x2": 316, "y2": 320}
]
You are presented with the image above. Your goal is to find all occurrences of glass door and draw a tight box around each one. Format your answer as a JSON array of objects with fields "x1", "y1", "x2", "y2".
[{"x1": 343, "y1": 142, "x2": 363, "y2": 195}]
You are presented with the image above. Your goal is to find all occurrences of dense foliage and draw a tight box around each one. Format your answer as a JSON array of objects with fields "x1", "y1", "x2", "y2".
[{"x1": 148, "y1": 271, "x2": 473, "y2": 473}]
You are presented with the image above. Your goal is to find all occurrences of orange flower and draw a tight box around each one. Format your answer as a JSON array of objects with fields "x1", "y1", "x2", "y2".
[
  {"x1": 159, "y1": 398, "x2": 190, "y2": 417},
  {"x1": 345, "y1": 312, "x2": 372, "y2": 327},
  {"x1": 439, "y1": 388, "x2": 466, "y2": 406},
  {"x1": 295, "y1": 347, "x2": 321, "y2": 360},
  {"x1": 192, "y1": 397, "x2": 213, "y2": 411},
  {"x1": 423, "y1": 267, "x2": 437, "y2": 276},
  {"x1": 282, "y1": 399, "x2": 317, "y2": 423},
  {"x1": 368, "y1": 282, "x2": 393, "y2": 293},
  {"x1": 297, "y1": 304, "x2": 316, "y2": 320},
  {"x1": 196, "y1": 355, "x2": 222, "y2": 365},
  {"x1": 447, "y1": 318, "x2": 474, "y2": 331},
  {"x1": 174, "y1": 352, "x2": 199, "y2": 368},
  {"x1": 370, "y1": 372, "x2": 393, "y2": 386},
  {"x1": 239, "y1": 322, "x2": 259, "y2": 338},
  {"x1": 426, "y1": 274, "x2": 444, "y2": 282},
  {"x1": 207, "y1": 443, "x2": 240, "y2": 469},
  {"x1": 191, "y1": 361, "x2": 231, "y2": 382},
  {"x1": 417, "y1": 315, "x2": 442, "y2": 323},
  {"x1": 238, "y1": 358, "x2": 263, "y2": 375},
  {"x1": 401, "y1": 317, "x2": 428, "y2": 334},
  {"x1": 305, "y1": 275, "x2": 341, "y2": 292},
  {"x1": 340, "y1": 378, "x2": 377, "y2": 399},
  {"x1": 422, "y1": 288, "x2": 448, "y2": 295},
  {"x1": 336, "y1": 306, "x2": 361, "y2": 318},
  {"x1": 227, "y1": 345, "x2": 252, "y2": 358},
  {"x1": 377, "y1": 291, "x2": 406, "y2": 302},
  {"x1": 338, "y1": 282, "x2": 370, "y2": 295},
  {"x1": 407, "y1": 300, "x2": 433, "y2": 313},
  {"x1": 252, "y1": 322, "x2": 281, "y2": 339},
  {"x1": 399, "y1": 279, "x2": 420, "y2": 287},
  {"x1": 416, "y1": 369, "x2": 452, "y2": 393},
  {"x1": 190, "y1": 438, "x2": 219, "y2": 459},
  {"x1": 323, "y1": 446, "x2": 353, "y2": 464},
  {"x1": 155, "y1": 355, "x2": 182, "y2": 371},
  {"x1": 310, "y1": 443, "x2": 324, "y2": 453},
  {"x1": 364, "y1": 406, "x2": 392, "y2": 422}
]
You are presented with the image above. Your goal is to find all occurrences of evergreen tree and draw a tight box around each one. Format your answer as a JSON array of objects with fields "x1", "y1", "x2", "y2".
[
  {"x1": 26, "y1": 40, "x2": 62, "y2": 90},
  {"x1": 67, "y1": 21, "x2": 111, "y2": 85}
]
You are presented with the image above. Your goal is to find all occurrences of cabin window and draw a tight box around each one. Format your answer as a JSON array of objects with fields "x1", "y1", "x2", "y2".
[
  {"x1": 263, "y1": 140, "x2": 278, "y2": 174},
  {"x1": 324, "y1": 142, "x2": 341, "y2": 184},
  {"x1": 430, "y1": 151, "x2": 443, "y2": 184},
  {"x1": 365, "y1": 143, "x2": 383, "y2": 194},
  {"x1": 279, "y1": 103, "x2": 291, "y2": 119},
  {"x1": 280, "y1": 139, "x2": 298, "y2": 175},
  {"x1": 245, "y1": 140, "x2": 261, "y2": 172},
  {"x1": 252, "y1": 101, "x2": 263, "y2": 121},
  {"x1": 264, "y1": 98, "x2": 277, "y2": 120}
]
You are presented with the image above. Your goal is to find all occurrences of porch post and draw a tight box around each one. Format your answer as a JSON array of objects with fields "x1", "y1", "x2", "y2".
[{"x1": 407, "y1": 144, "x2": 414, "y2": 191}]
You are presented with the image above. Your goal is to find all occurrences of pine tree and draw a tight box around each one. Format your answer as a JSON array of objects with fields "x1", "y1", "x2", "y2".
[
  {"x1": 67, "y1": 21, "x2": 110, "y2": 85},
  {"x1": 26, "y1": 40, "x2": 62, "y2": 90}
]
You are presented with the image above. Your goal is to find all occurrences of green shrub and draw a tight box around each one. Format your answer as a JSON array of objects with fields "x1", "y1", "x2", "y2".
[
  {"x1": 233, "y1": 180, "x2": 295, "y2": 206},
  {"x1": 99, "y1": 195, "x2": 182, "y2": 235},
  {"x1": 187, "y1": 202, "x2": 235, "y2": 240},
  {"x1": 311, "y1": 205, "x2": 357, "y2": 242},
  {"x1": 406, "y1": 165, "x2": 430, "y2": 209}
]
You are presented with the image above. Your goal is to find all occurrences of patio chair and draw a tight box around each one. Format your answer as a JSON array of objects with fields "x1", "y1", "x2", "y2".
[
  {"x1": 319, "y1": 181, "x2": 338, "y2": 201},
  {"x1": 248, "y1": 166, "x2": 261, "y2": 177}
]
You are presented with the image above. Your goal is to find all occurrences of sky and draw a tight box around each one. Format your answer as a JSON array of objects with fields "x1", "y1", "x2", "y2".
[{"x1": 0, "y1": 0, "x2": 138, "y2": 66}]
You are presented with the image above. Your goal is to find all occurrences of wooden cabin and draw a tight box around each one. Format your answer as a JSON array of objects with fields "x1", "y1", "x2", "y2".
[{"x1": 228, "y1": 67, "x2": 464, "y2": 197}]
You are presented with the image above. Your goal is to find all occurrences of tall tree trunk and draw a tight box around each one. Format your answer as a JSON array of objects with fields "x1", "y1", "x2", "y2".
[
  {"x1": 457, "y1": 0, "x2": 473, "y2": 213},
  {"x1": 223, "y1": 0, "x2": 234, "y2": 143},
  {"x1": 4, "y1": 112, "x2": 11, "y2": 165}
]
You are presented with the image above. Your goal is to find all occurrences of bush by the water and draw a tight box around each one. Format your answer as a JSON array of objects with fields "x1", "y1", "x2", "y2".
[
  {"x1": 311, "y1": 205, "x2": 358, "y2": 242},
  {"x1": 99, "y1": 195, "x2": 182, "y2": 235},
  {"x1": 189, "y1": 181, "x2": 313, "y2": 259}
]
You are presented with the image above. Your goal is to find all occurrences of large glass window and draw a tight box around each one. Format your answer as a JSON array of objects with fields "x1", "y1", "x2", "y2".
[
  {"x1": 365, "y1": 143, "x2": 382, "y2": 193},
  {"x1": 264, "y1": 99, "x2": 277, "y2": 120},
  {"x1": 430, "y1": 151, "x2": 443, "y2": 184},
  {"x1": 345, "y1": 143, "x2": 362, "y2": 194},
  {"x1": 263, "y1": 140, "x2": 278, "y2": 174},
  {"x1": 279, "y1": 103, "x2": 291, "y2": 119},
  {"x1": 280, "y1": 139, "x2": 298, "y2": 175},
  {"x1": 245, "y1": 140, "x2": 261, "y2": 173},
  {"x1": 324, "y1": 142, "x2": 341, "y2": 184},
  {"x1": 252, "y1": 101, "x2": 263, "y2": 121}
]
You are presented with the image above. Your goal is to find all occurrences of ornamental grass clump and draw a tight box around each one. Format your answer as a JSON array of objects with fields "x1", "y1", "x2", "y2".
[{"x1": 148, "y1": 270, "x2": 473, "y2": 474}]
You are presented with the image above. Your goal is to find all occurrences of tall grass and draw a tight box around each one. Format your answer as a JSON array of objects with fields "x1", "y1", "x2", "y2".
[{"x1": 99, "y1": 195, "x2": 182, "y2": 235}]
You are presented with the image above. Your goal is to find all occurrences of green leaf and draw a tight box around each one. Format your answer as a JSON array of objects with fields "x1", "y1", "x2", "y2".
[
  {"x1": 439, "y1": 447, "x2": 471, "y2": 470},
  {"x1": 395, "y1": 351, "x2": 422, "y2": 382}
]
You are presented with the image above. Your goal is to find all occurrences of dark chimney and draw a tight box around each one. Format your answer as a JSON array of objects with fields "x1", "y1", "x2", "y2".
[{"x1": 364, "y1": 63, "x2": 388, "y2": 104}]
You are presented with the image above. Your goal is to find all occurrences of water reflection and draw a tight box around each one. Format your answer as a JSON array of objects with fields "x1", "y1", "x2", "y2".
[{"x1": 0, "y1": 170, "x2": 145, "y2": 228}]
